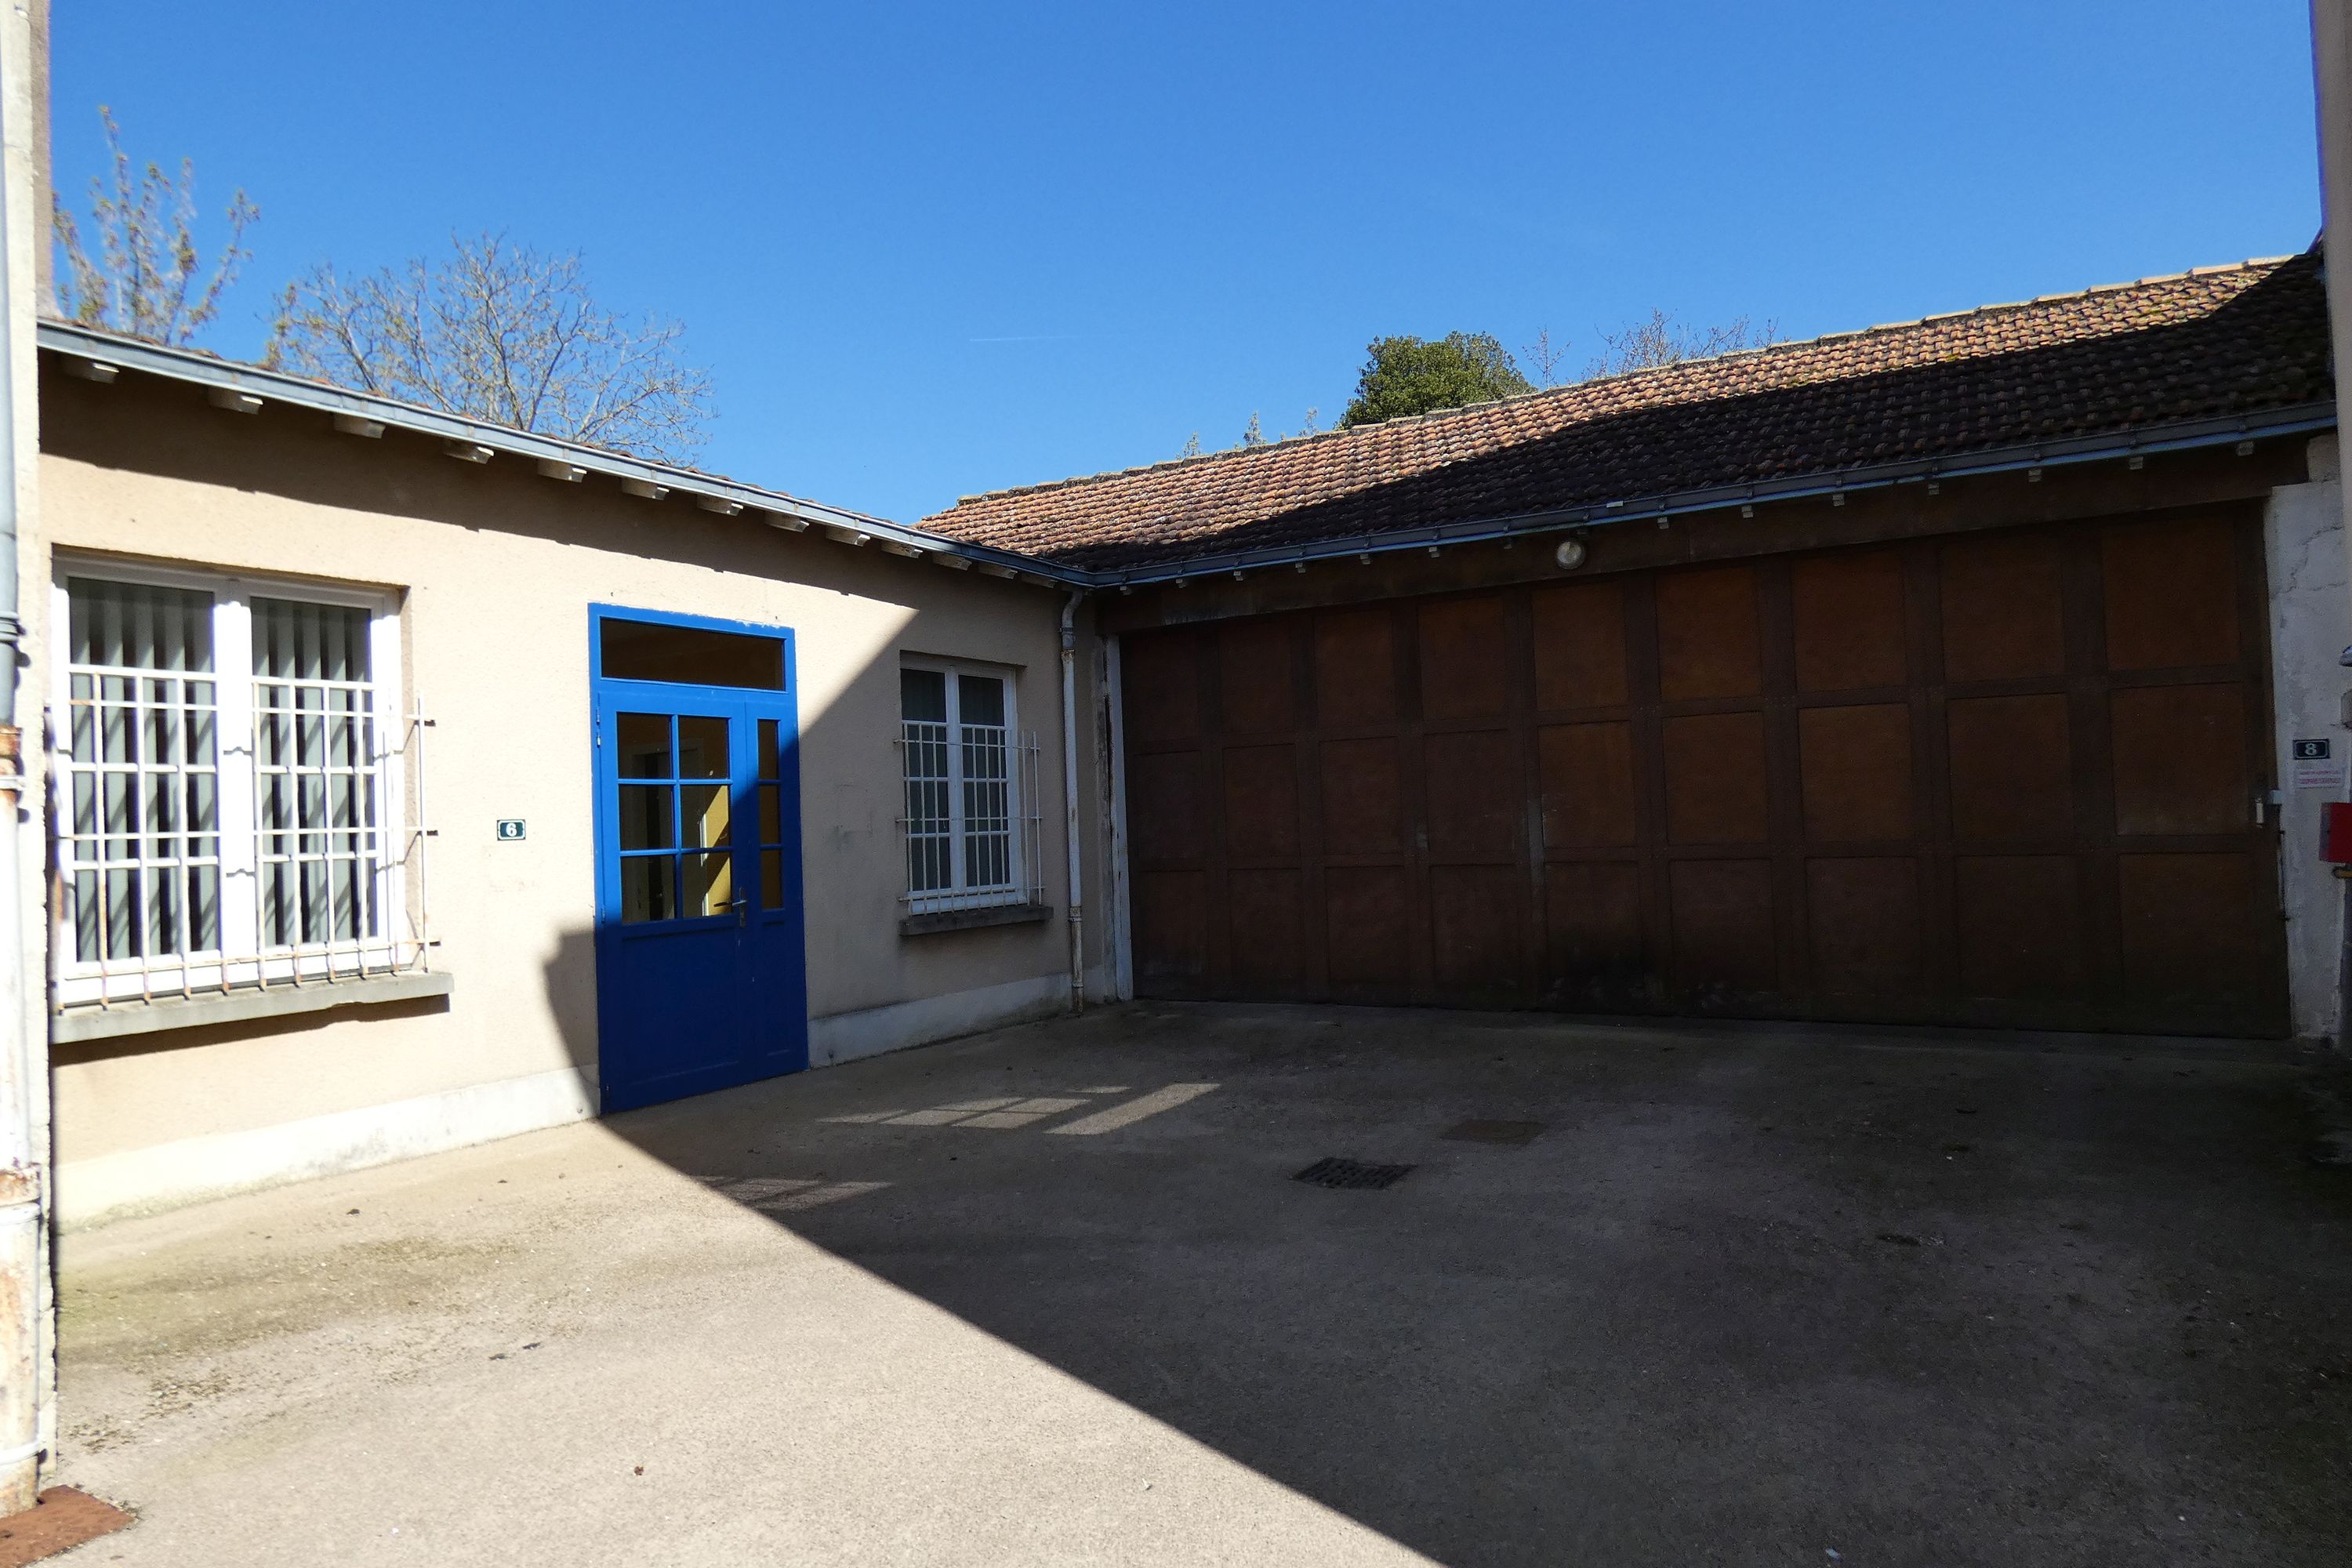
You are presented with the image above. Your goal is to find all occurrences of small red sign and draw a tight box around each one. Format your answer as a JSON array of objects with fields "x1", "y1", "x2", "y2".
[{"x1": 2323, "y1": 801, "x2": 2352, "y2": 862}]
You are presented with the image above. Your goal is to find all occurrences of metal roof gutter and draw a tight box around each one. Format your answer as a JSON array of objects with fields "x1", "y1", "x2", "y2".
[
  {"x1": 1081, "y1": 401, "x2": 2340, "y2": 586},
  {"x1": 37, "y1": 320, "x2": 1085, "y2": 587}
]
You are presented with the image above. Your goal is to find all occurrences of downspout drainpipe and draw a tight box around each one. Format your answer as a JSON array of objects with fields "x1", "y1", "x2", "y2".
[
  {"x1": 1060, "y1": 591, "x2": 1086, "y2": 1013},
  {"x1": 0, "y1": 42, "x2": 38, "y2": 1511}
]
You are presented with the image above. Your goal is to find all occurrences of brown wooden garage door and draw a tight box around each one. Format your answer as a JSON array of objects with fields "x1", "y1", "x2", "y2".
[{"x1": 1120, "y1": 510, "x2": 2286, "y2": 1036}]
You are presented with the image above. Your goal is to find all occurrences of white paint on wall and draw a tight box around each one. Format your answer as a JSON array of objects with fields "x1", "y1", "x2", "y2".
[
  {"x1": 2264, "y1": 451, "x2": 2350, "y2": 1044},
  {"x1": 808, "y1": 972, "x2": 1070, "y2": 1067},
  {"x1": 1103, "y1": 633, "x2": 1134, "y2": 1002},
  {"x1": 54, "y1": 1063, "x2": 597, "y2": 1230},
  {"x1": 62, "y1": 961, "x2": 1120, "y2": 1227}
]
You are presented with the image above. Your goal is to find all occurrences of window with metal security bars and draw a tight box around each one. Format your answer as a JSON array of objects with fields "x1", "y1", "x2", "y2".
[
  {"x1": 254, "y1": 598, "x2": 383, "y2": 953},
  {"x1": 898, "y1": 661, "x2": 1040, "y2": 916},
  {"x1": 52, "y1": 568, "x2": 427, "y2": 1011},
  {"x1": 63, "y1": 580, "x2": 220, "y2": 970}
]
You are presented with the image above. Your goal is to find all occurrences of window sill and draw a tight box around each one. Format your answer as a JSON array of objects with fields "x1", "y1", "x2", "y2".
[
  {"x1": 899, "y1": 902, "x2": 1054, "y2": 938},
  {"x1": 53, "y1": 970, "x2": 456, "y2": 1044}
]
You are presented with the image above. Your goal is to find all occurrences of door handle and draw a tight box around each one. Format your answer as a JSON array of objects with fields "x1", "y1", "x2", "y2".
[{"x1": 731, "y1": 896, "x2": 750, "y2": 927}]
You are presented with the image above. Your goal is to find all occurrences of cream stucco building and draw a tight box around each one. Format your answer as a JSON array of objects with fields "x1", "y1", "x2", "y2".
[{"x1": 32, "y1": 327, "x2": 1124, "y2": 1230}]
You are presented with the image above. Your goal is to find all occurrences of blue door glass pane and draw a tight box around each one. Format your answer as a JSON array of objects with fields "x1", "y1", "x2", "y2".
[
  {"x1": 677, "y1": 717, "x2": 728, "y2": 779},
  {"x1": 681, "y1": 851, "x2": 732, "y2": 918},
  {"x1": 618, "y1": 786, "x2": 673, "y2": 851},
  {"x1": 680, "y1": 783, "x2": 729, "y2": 848},
  {"x1": 617, "y1": 713, "x2": 671, "y2": 778},
  {"x1": 622, "y1": 856, "x2": 676, "y2": 923}
]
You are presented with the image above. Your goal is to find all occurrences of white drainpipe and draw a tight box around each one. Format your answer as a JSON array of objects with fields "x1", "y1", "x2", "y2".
[
  {"x1": 0, "y1": 16, "x2": 40, "y2": 1509},
  {"x1": 1060, "y1": 592, "x2": 1087, "y2": 1011}
]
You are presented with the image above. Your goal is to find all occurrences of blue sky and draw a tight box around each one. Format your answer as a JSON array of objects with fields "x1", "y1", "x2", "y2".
[{"x1": 52, "y1": 2, "x2": 2322, "y2": 524}]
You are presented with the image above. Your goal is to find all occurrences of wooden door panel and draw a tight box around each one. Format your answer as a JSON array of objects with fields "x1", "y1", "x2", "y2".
[
  {"x1": 1221, "y1": 745, "x2": 1300, "y2": 861},
  {"x1": 1947, "y1": 695, "x2": 2073, "y2": 840},
  {"x1": 1219, "y1": 619, "x2": 1296, "y2": 735},
  {"x1": 1316, "y1": 607, "x2": 1399, "y2": 728},
  {"x1": 1531, "y1": 581, "x2": 1629, "y2": 710},
  {"x1": 1668, "y1": 859, "x2": 1777, "y2": 996},
  {"x1": 2110, "y1": 684, "x2": 2249, "y2": 836},
  {"x1": 1430, "y1": 865, "x2": 1523, "y2": 996},
  {"x1": 1134, "y1": 870, "x2": 1208, "y2": 988},
  {"x1": 1129, "y1": 751, "x2": 1205, "y2": 862},
  {"x1": 1940, "y1": 531, "x2": 2067, "y2": 682},
  {"x1": 1954, "y1": 856, "x2": 2084, "y2": 1000},
  {"x1": 2118, "y1": 853, "x2": 2263, "y2": 1005},
  {"x1": 1419, "y1": 597, "x2": 1510, "y2": 720},
  {"x1": 1664, "y1": 711, "x2": 1769, "y2": 844},
  {"x1": 1538, "y1": 722, "x2": 1639, "y2": 849},
  {"x1": 1229, "y1": 869, "x2": 1307, "y2": 990},
  {"x1": 1807, "y1": 858, "x2": 1924, "y2": 995},
  {"x1": 1543, "y1": 862, "x2": 1646, "y2": 1003},
  {"x1": 2103, "y1": 517, "x2": 2241, "y2": 671},
  {"x1": 1798, "y1": 703, "x2": 1915, "y2": 843},
  {"x1": 1320, "y1": 737, "x2": 1404, "y2": 856},
  {"x1": 1326, "y1": 866, "x2": 1412, "y2": 994},
  {"x1": 1123, "y1": 629, "x2": 1202, "y2": 745},
  {"x1": 1792, "y1": 550, "x2": 1907, "y2": 692},
  {"x1": 1425, "y1": 729, "x2": 1520, "y2": 858},
  {"x1": 1656, "y1": 566, "x2": 1762, "y2": 701}
]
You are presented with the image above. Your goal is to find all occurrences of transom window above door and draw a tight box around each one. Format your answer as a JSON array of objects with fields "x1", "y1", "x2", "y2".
[
  {"x1": 898, "y1": 659, "x2": 1041, "y2": 916},
  {"x1": 599, "y1": 616, "x2": 786, "y2": 690}
]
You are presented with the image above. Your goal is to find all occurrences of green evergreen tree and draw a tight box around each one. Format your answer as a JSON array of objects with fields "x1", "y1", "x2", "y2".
[{"x1": 1338, "y1": 332, "x2": 1533, "y2": 427}]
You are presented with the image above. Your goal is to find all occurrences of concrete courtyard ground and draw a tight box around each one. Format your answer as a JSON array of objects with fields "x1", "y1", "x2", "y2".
[{"x1": 48, "y1": 1002, "x2": 2352, "y2": 1566}]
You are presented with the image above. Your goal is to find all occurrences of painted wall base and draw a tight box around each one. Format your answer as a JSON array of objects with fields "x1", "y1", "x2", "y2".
[
  {"x1": 809, "y1": 972, "x2": 1072, "y2": 1068},
  {"x1": 64, "y1": 971, "x2": 1123, "y2": 1228},
  {"x1": 56, "y1": 1065, "x2": 597, "y2": 1231}
]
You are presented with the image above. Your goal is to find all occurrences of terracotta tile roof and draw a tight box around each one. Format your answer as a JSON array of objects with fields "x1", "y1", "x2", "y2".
[{"x1": 923, "y1": 252, "x2": 2333, "y2": 572}]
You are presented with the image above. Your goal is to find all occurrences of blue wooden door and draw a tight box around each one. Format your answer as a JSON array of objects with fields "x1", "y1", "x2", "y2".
[{"x1": 590, "y1": 608, "x2": 807, "y2": 1112}]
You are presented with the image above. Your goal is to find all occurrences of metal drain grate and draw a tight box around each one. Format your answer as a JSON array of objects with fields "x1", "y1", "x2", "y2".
[
  {"x1": 1443, "y1": 1119, "x2": 1545, "y2": 1145},
  {"x1": 1294, "y1": 1157, "x2": 1415, "y2": 1190}
]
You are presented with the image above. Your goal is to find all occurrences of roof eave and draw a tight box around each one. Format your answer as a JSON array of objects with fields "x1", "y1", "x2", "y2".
[
  {"x1": 1069, "y1": 403, "x2": 2339, "y2": 586},
  {"x1": 37, "y1": 321, "x2": 1087, "y2": 589}
]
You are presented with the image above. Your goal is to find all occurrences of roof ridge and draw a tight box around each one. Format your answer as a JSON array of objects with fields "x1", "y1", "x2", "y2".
[{"x1": 931, "y1": 252, "x2": 2303, "y2": 516}]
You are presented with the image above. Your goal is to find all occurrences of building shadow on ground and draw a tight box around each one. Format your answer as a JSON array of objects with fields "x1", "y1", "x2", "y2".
[{"x1": 568, "y1": 989, "x2": 2352, "y2": 1568}]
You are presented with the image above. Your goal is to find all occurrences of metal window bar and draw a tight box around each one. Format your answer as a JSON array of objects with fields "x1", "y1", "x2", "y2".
[
  {"x1": 53, "y1": 590, "x2": 434, "y2": 1012},
  {"x1": 902, "y1": 718, "x2": 953, "y2": 898},
  {"x1": 252, "y1": 676, "x2": 384, "y2": 975},
  {"x1": 960, "y1": 720, "x2": 1012, "y2": 891},
  {"x1": 897, "y1": 724, "x2": 1041, "y2": 916},
  {"x1": 61, "y1": 664, "x2": 222, "y2": 975}
]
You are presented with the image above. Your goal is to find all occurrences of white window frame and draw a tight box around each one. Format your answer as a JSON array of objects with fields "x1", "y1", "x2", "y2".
[
  {"x1": 898, "y1": 656, "x2": 1032, "y2": 916},
  {"x1": 49, "y1": 557, "x2": 411, "y2": 1009}
]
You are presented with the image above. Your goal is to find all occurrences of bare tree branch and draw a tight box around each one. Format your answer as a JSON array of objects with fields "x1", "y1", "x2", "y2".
[
  {"x1": 1521, "y1": 327, "x2": 1570, "y2": 387},
  {"x1": 51, "y1": 106, "x2": 257, "y2": 345},
  {"x1": 1584, "y1": 310, "x2": 1780, "y2": 378},
  {"x1": 266, "y1": 232, "x2": 715, "y2": 464}
]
